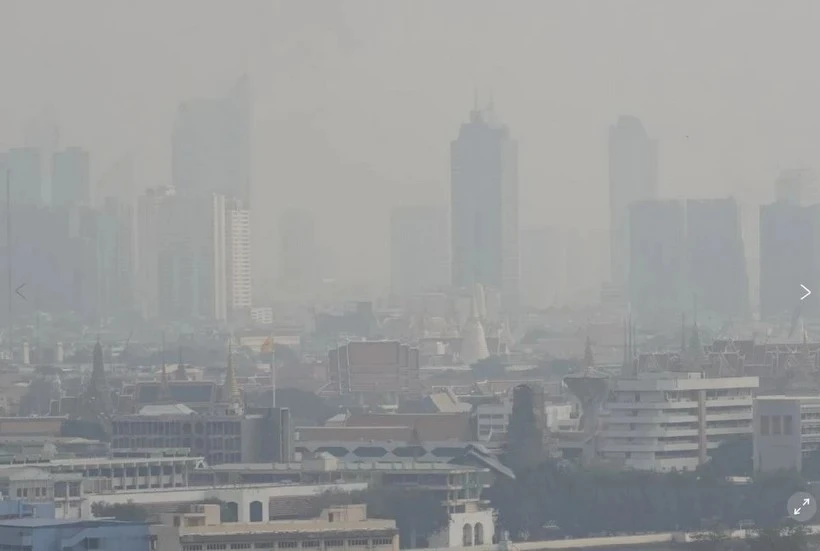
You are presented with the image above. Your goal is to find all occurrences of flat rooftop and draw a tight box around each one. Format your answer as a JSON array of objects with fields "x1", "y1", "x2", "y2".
[
  {"x1": 179, "y1": 519, "x2": 396, "y2": 537},
  {"x1": 205, "y1": 461, "x2": 485, "y2": 474}
]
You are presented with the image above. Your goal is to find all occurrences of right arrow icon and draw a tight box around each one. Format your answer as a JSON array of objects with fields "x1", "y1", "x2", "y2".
[{"x1": 802, "y1": 284, "x2": 812, "y2": 301}]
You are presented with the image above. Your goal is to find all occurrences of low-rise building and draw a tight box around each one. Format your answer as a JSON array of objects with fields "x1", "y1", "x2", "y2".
[
  {"x1": 599, "y1": 372, "x2": 759, "y2": 471},
  {"x1": 753, "y1": 395, "x2": 820, "y2": 472},
  {"x1": 0, "y1": 518, "x2": 154, "y2": 551}
]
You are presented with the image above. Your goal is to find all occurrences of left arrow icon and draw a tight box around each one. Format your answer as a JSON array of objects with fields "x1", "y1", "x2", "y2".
[{"x1": 802, "y1": 285, "x2": 812, "y2": 301}]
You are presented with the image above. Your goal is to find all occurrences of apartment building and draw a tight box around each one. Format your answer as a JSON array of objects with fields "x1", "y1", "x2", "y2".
[{"x1": 599, "y1": 372, "x2": 759, "y2": 471}]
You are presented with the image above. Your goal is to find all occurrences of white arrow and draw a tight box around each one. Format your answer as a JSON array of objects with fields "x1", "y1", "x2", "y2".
[
  {"x1": 804, "y1": 498, "x2": 811, "y2": 506},
  {"x1": 795, "y1": 507, "x2": 803, "y2": 515},
  {"x1": 802, "y1": 285, "x2": 812, "y2": 301}
]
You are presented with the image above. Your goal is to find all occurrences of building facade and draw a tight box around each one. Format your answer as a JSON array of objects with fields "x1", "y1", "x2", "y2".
[
  {"x1": 609, "y1": 115, "x2": 658, "y2": 286},
  {"x1": 753, "y1": 395, "x2": 820, "y2": 472},
  {"x1": 0, "y1": 518, "x2": 154, "y2": 551},
  {"x1": 51, "y1": 147, "x2": 91, "y2": 208},
  {"x1": 327, "y1": 341, "x2": 421, "y2": 398},
  {"x1": 451, "y1": 106, "x2": 519, "y2": 313},
  {"x1": 599, "y1": 372, "x2": 759, "y2": 471}
]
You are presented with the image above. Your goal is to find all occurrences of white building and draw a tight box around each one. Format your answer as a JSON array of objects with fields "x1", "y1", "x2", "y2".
[
  {"x1": 599, "y1": 372, "x2": 759, "y2": 471},
  {"x1": 753, "y1": 395, "x2": 820, "y2": 472},
  {"x1": 227, "y1": 201, "x2": 252, "y2": 316}
]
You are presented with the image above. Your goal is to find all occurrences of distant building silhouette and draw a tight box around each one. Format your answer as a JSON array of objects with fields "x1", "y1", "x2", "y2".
[
  {"x1": 629, "y1": 199, "x2": 686, "y2": 319},
  {"x1": 687, "y1": 198, "x2": 749, "y2": 319},
  {"x1": 227, "y1": 199, "x2": 252, "y2": 318},
  {"x1": 51, "y1": 147, "x2": 90, "y2": 208},
  {"x1": 609, "y1": 116, "x2": 658, "y2": 286},
  {"x1": 390, "y1": 205, "x2": 449, "y2": 298},
  {"x1": 172, "y1": 76, "x2": 251, "y2": 204},
  {"x1": 775, "y1": 168, "x2": 818, "y2": 207},
  {"x1": 278, "y1": 208, "x2": 317, "y2": 296},
  {"x1": 450, "y1": 104, "x2": 519, "y2": 312},
  {"x1": 2, "y1": 147, "x2": 44, "y2": 207}
]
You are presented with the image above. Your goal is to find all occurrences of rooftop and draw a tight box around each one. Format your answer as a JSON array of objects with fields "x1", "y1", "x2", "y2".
[
  {"x1": 179, "y1": 519, "x2": 397, "y2": 538},
  {"x1": 206, "y1": 460, "x2": 486, "y2": 474}
]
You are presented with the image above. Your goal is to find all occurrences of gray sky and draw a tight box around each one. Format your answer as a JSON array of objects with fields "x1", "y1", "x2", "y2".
[{"x1": 3, "y1": 0, "x2": 820, "y2": 284}]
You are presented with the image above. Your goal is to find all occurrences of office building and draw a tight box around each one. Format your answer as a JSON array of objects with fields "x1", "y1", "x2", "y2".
[
  {"x1": 687, "y1": 198, "x2": 749, "y2": 318},
  {"x1": 753, "y1": 395, "x2": 820, "y2": 472},
  {"x1": 775, "y1": 168, "x2": 818, "y2": 206},
  {"x1": 629, "y1": 199, "x2": 686, "y2": 318},
  {"x1": 98, "y1": 197, "x2": 135, "y2": 320},
  {"x1": 390, "y1": 205, "x2": 449, "y2": 297},
  {"x1": 51, "y1": 147, "x2": 90, "y2": 207},
  {"x1": 451, "y1": 105, "x2": 519, "y2": 312},
  {"x1": 3, "y1": 147, "x2": 44, "y2": 207},
  {"x1": 157, "y1": 193, "x2": 228, "y2": 321},
  {"x1": 279, "y1": 208, "x2": 317, "y2": 295},
  {"x1": 226, "y1": 200, "x2": 252, "y2": 316},
  {"x1": 172, "y1": 76, "x2": 251, "y2": 204},
  {"x1": 135, "y1": 186, "x2": 175, "y2": 320},
  {"x1": 759, "y1": 202, "x2": 820, "y2": 319},
  {"x1": 599, "y1": 372, "x2": 759, "y2": 471},
  {"x1": 609, "y1": 116, "x2": 658, "y2": 286}
]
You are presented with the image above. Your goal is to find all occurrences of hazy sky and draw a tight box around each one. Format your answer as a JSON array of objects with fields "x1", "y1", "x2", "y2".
[{"x1": 3, "y1": 0, "x2": 820, "y2": 285}]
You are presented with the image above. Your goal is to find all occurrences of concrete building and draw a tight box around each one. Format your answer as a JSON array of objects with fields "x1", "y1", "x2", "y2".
[
  {"x1": 51, "y1": 147, "x2": 90, "y2": 208},
  {"x1": 451, "y1": 105, "x2": 519, "y2": 313},
  {"x1": 759, "y1": 201, "x2": 820, "y2": 319},
  {"x1": 599, "y1": 372, "x2": 759, "y2": 471},
  {"x1": 227, "y1": 199, "x2": 252, "y2": 316},
  {"x1": 390, "y1": 205, "x2": 449, "y2": 298},
  {"x1": 157, "y1": 193, "x2": 228, "y2": 321},
  {"x1": 172, "y1": 76, "x2": 251, "y2": 204},
  {"x1": 629, "y1": 200, "x2": 686, "y2": 319},
  {"x1": 609, "y1": 116, "x2": 658, "y2": 286},
  {"x1": 753, "y1": 395, "x2": 820, "y2": 472},
  {"x1": 686, "y1": 198, "x2": 749, "y2": 319},
  {"x1": 3, "y1": 147, "x2": 44, "y2": 206},
  {"x1": 170, "y1": 503, "x2": 398, "y2": 551},
  {"x1": 279, "y1": 208, "x2": 317, "y2": 297},
  {"x1": 327, "y1": 341, "x2": 421, "y2": 399},
  {"x1": 135, "y1": 186, "x2": 175, "y2": 320},
  {"x1": 0, "y1": 467, "x2": 86, "y2": 519},
  {"x1": 0, "y1": 518, "x2": 154, "y2": 550}
]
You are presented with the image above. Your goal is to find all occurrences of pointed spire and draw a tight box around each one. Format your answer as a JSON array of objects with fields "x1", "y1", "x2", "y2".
[
  {"x1": 681, "y1": 313, "x2": 687, "y2": 354},
  {"x1": 584, "y1": 336, "x2": 594, "y2": 369},
  {"x1": 91, "y1": 338, "x2": 105, "y2": 388},
  {"x1": 158, "y1": 333, "x2": 171, "y2": 402}
]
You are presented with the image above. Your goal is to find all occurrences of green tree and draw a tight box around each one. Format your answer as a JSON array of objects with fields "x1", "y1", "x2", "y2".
[
  {"x1": 91, "y1": 500, "x2": 148, "y2": 522},
  {"x1": 746, "y1": 524, "x2": 809, "y2": 551}
]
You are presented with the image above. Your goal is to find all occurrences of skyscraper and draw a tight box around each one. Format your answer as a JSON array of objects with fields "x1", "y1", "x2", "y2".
[
  {"x1": 609, "y1": 116, "x2": 658, "y2": 286},
  {"x1": 52, "y1": 147, "x2": 91, "y2": 208},
  {"x1": 135, "y1": 186, "x2": 175, "y2": 320},
  {"x1": 227, "y1": 200, "x2": 252, "y2": 316},
  {"x1": 278, "y1": 208, "x2": 316, "y2": 296},
  {"x1": 629, "y1": 200, "x2": 686, "y2": 318},
  {"x1": 172, "y1": 76, "x2": 251, "y2": 204},
  {"x1": 3, "y1": 148, "x2": 44, "y2": 207},
  {"x1": 390, "y1": 205, "x2": 449, "y2": 298},
  {"x1": 687, "y1": 198, "x2": 749, "y2": 319},
  {"x1": 450, "y1": 105, "x2": 519, "y2": 312},
  {"x1": 759, "y1": 202, "x2": 820, "y2": 319},
  {"x1": 98, "y1": 197, "x2": 135, "y2": 321},
  {"x1": 157, "y1": 193, "x2": 227, "y2": 321}
]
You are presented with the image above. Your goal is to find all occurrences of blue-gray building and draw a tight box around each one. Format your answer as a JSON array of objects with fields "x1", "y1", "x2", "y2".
[
  {"x1": 0, "y1": 499, "x2": 55, "y2": 520},
  {"x1": 0, "y1": 518, "x2": 153, "y2": 551}
]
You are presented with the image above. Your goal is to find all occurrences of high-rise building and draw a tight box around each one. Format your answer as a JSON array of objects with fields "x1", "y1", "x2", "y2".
[
  {"x1": 227, "y1": 200, "x2": 252, "y2": 316},
  {"x1": 3, "y1": 148, "x2": 44, "y2": 207},
  {"x1": 521, "y1": 227, "x2": 566, "y2": 310},
  {"x1": 629, "y1": 200, "x2": 686, "y2": 318},
  {"x1": 135, "y1": 186, "x2": 176, "y2": 320},
  {"x1": 775, "y1": 168, "x2": 818, "y2": 207},
  {"x1": 157, "y1": 193, "x2": 227, "y2": 321},
  {"x1": 98, "y1": 197, "x2": 135, "y2": 321},
  {"x1": 450, "y1": 106, "x2": 519, "y2": 312},
  {"x1": 52, "y1": 147, "x2": 91, "y2": 208},
  {"x1": 390, "y1": 205, "x2": 449, "y2": 298},
  {"x1": 172, "y1": 77, "x2": 251, "y2": 204},
  {"x1": 609, "y1": 116, "x2": 658, "y2": 286},
  {"x1": 687, "y1": 198, "x2": 749, "y2": 319},
  {"x1": 759, "y1": 202, "x2": 820, "y2": 319},
  {"x1": 278, "y1": 209, "x2": 316, "y2": 295}
]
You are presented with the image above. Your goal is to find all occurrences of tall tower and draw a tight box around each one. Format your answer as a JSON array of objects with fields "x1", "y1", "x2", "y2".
[
  {"x1": 450, "y1": 104, "x2": 519, "y2": 313},
  {"x1": 172, "y1": 76, "x2": 251, "y2": 204},
  {"x1": 227, "y1": 199, "x2": 252, "y2": 317},
  {"x1": 609, "y1": 116, "x2": 658, "y2": 286}
]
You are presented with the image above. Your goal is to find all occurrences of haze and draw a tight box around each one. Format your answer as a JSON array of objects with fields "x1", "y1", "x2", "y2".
[{"x1": 2, "y1": 0, "x2": 820, "y2": 289}]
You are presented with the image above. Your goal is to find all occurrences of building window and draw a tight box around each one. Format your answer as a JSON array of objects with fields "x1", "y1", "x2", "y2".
[
  {"x1": 761, "y1": 415, "x2": 770, "y2": 435},
  {"x1": 349, "y1": 540, "x2": 369, "y2": 547},
  {"x1": 784, "y1": 415, "x2": 794, "y2": 435},
  {"x1": 773, "y1": 415, "x2": 782, "y2": 435},
  {"x1": 278, "y1": 543, "x2": 298, "y2": 549},
  {"x1": 324, "y1": 540, "x2": 344, "y2": 549},
  {"x1": 373, "y1": 539, "x2": 393, "y2": 546},
  {"x1": 302, "y1": 542, "x2": 321, "y2": 548}
]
